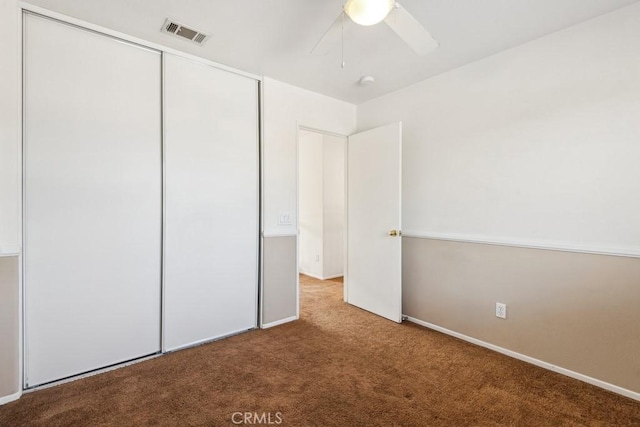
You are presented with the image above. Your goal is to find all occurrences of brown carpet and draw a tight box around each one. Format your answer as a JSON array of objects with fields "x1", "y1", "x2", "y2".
[{"x1": 2, "y1": 274, "x2": 639, "y2": 426}]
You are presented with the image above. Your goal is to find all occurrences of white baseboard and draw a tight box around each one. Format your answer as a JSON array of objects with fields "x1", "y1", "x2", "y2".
[
  {"x1": 298, "y1": 269, "x2": 319, "y2": 279},
  {"x1": 405, "y1": 316, "x2": 640, "y2": 402},
  {"x1": 0, "y1": 390, "x2": 22, "y2": 406},
  {"x1": 320, "y1": 274, "x2": 344, "y2": 280},
  {"x1": 299, "y1": 271, "x2": 343, "y2": 281},
  {"x1": 262, "y1": 315, "x2": 297, "y2": 329}
]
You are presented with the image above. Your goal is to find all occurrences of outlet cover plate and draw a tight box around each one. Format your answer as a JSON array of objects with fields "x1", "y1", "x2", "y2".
[{"x1": 496, "y1": 302, "x2": 507, "y2": 319}]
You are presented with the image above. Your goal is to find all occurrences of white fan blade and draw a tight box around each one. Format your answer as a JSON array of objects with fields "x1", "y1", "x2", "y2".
[
  {"x1": 311, "y1": 12, "x2": 346, "y2": 55},
  {"x1": 384, "y1": 2, "x2": 438, "y2": 56}
]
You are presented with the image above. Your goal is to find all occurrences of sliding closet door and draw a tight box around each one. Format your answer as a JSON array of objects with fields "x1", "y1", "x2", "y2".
[
  {"x1": 164, "y1": 54, "x2": 258, "y2": 351},
  {"x1": 24, "y1": 14, "x2": 162, "y2": 387}
]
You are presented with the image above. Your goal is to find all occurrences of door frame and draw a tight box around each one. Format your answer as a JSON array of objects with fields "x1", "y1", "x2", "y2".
[{"x1": 296, "y1": 125, "x2": 350, "y2": 307}]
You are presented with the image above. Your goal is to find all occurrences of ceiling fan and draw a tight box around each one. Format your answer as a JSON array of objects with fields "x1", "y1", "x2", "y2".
[{"x1": 311, "y1": 0, "x2": 439, "y2": 60}]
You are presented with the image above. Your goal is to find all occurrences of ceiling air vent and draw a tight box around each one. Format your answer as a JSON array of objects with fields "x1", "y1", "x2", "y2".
[{"x1": 161, "y1": 19, "x2": 210, "y2": 46}]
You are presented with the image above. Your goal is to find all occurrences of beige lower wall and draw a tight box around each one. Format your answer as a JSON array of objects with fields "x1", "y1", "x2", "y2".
[
  {"x1": 0, "y1": 256, "x2": 19, "y2": 399},
  {"x1": 262, "y1": 236, "x2": 297, "y2": 325},
  {"x1": 403, "y1": 237, "x2": 640, "y2": 394}
]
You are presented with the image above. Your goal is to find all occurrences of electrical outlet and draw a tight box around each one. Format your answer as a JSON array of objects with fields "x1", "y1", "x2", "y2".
[
  {"x1": 315, "y1": 254, "x2": 320, "y2": 262},
  {"x1": 496, "y1": 302, "x2": 507, "y2": 319}
]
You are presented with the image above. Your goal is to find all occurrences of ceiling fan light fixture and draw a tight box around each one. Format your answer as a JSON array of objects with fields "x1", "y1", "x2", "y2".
[{"x1": 344, "y1": 0, "x2": 395, "y2": 26}]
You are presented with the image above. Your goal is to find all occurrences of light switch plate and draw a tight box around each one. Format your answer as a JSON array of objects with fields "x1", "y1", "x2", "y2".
[{"x1": 278, "y1": 212, "x2": 292, "y2": 226}]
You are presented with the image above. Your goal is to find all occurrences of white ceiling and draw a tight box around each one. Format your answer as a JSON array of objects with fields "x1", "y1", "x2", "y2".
[{"x1": 25, "y1": 0, "x2": 640, "y2": 104}]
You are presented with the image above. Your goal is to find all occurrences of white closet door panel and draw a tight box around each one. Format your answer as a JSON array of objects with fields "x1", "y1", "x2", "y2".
[
  {"x1": 24, "y1": 14, "x2": 162, "y2": 387},
  {"x1": 164, "y1": 54, "x2": 258, "y2": 351}
]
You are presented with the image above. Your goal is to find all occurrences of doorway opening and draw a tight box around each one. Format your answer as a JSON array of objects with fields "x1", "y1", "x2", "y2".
[{"x1": 297, "y1": 127, "x2": 347, "y2": 300}]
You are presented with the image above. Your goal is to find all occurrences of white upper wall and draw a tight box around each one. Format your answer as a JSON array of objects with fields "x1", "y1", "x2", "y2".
[
  {"x1": 0, "y1": 0, "x2": 21, "y2": 255},
  {"x1": 262, "y1": 77, "x2": 356, "y2": 236},
  {"x1": 5, "y1": 2, "x2": 639, "y2": 255},
  {"x1": 357, "y1": 3, "x2": 640, "y2": 255}
]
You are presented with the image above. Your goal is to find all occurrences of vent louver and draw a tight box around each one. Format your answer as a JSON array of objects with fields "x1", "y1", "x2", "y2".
[{"x1": 161, "y1": 19, "x2": 210, "y2": 46}]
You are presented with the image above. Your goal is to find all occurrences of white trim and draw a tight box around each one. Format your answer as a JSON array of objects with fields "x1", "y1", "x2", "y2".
[
  {"x1": 0, "y1": 249, "x2": 20, "y2": 257},
  {"x1": 18, "y1": 0, "x2": 24, "y2": 395},
  {"x1": 261, "y1": 315, "x2": 298, "y2": 329},
  {"x1": 262, "y1": 232, "x2": 298, "y2": 238},
  {"x1": 160, "y1": 53, "x2": 166, "y2": 352},
  {"x1": 254, "y1": 80, "x2": 262, "y2": 335},
  {"x1": 258, "y1": 226, "x2": 265, "y2": 327},
  {"x1": 298, "y1": 271, "x2": 321, "y2": 280},
  {"x1": 402, "y1": 231, "x2": 640, "y2": 259},
  {"x1": 296, "y1": 228, "x2": 300, "y2": 320},
  {"x1": 258, "y1": 80, "x2": 266, "y2": 329},
  {"x1": 0, "y1": 391, "x2": 22, "y2": 405},
  {"x1": 343, "y1": 133, "x2": 349, "y2": 303},
  {"x1": 299, "y1": 271, "x2": 343, "y2": 281},
  {"x1": 20, "y1": 8, "x2": 28, "y2": 390},
  {"x1": 295, "y1": 120, "x2": 300, "y2": 319},
  {"x1": 295, "y1": 123, "x2": 300, "y2": 322},
  {"x1": 318, "y1": 274, "x2": 343, "y2": 281},
  {"x1": 298, "y1": 125, "x2": 349, "y2": 139},
  {"x1": 405, "y1": 316, "x2": 640, "y2": 402},
  {"x1": 17, "y1": 253, "x2": 23, "y2": 395},
  {"x1": 19, "y1": 3, "x2": 261, "y2": 82}
]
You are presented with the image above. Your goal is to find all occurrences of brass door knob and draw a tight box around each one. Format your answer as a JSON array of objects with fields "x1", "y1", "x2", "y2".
[{"x1": 388, "y1": 229, "x2": 401, "y2": 237}]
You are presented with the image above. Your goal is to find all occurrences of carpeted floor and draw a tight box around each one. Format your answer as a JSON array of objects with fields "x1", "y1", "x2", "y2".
[{"x1": 1, "y1": 274, "x2": 639, "y2": 426}]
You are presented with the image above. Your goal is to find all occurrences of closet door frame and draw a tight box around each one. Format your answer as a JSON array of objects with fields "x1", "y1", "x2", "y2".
[{"x1": 21, "y1": 6, "x2": 262, "y2": 388}]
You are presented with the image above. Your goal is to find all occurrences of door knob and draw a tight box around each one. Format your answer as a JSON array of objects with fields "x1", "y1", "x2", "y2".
[{"x1": 388, "y1": 229, "x2": 401, "y2": 237}]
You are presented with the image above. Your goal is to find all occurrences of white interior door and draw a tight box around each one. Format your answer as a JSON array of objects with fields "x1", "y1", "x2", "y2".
[
  {"x1": 347, "y1": 122, "x2": 402, "y2": 322},
  {"x1": 24, "y1": 13, "x2": 162, "y2": 387},
  {"x1": 163, "y1": 54, "x2": 259, "y2": 351}
]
